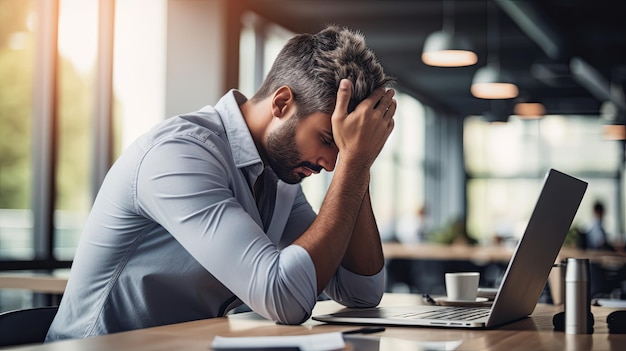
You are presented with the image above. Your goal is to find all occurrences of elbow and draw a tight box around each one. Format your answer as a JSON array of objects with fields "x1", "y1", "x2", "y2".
[
  {"x1": 366, "y1": 287, "x2": 384, "y2": 307},
  {"x1": 273, "y1": 306, "x2": 312, "y2": 325},
  {"x1": 369, "y1": 277, "x2": 385, "y2": 306},
  {"x1": 245, "y1": 245, "x2": 317, "y2": 325},
  {"x1": 249, "y1": 288, "x2": 315, "y2": 325},
  {"x1": 254, "y1": 267, "x2": 317, "y2": 325},
  {"x1": 359, "y1": 268, "x2": 386, "y2": 307},
  {"x1": 261, "y1": 288, "x2": 314, "y2": 325}
]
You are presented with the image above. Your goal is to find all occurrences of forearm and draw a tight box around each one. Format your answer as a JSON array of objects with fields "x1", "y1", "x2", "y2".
[
  {"x1": 292, "y1": 159, "x2": 370, "y2": 294},
  {"x1": 341, "y1": 188, "x2": 384, "y2": 275}
]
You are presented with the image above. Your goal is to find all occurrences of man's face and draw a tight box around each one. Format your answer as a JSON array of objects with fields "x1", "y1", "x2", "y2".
[{"x1": 266, "y1": 111, "x2": 338, "y2": 184}]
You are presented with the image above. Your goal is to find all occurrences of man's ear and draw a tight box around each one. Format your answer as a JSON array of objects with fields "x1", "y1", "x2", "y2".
[{"x1": 271, "y1": 86, "x2": 294, "y2": 119}]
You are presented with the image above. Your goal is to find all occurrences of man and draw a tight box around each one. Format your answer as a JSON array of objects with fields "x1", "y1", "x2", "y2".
[
  {"x1": 46, "y1": 25, "x2": 396, "y2": 340},
  {"x1": 584, "y1": 200, "x2": 613, "y2": 251}
]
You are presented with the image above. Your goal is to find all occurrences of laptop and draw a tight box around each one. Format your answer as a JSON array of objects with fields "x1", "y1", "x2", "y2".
[{"x1": 313, "y1": 169, "x2": 587, "y2": 328}]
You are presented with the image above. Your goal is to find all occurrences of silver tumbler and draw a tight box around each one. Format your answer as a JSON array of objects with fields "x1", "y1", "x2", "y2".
[{"x1": 565, "y1": 257, "x2": 591, "y2": 334}]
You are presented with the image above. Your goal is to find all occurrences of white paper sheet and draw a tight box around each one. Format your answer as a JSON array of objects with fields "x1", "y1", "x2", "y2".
[{"x1": 211, "y1": 331, "x2": 345, "y2": 351}]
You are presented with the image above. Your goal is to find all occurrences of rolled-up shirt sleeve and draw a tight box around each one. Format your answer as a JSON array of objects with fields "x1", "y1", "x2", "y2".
[
  {"x1": 324, "y1": 266, "x2": 385, "y2": 308},
  {"x1": 136, "y1": 137, "x2": 317, "y2": 324}
]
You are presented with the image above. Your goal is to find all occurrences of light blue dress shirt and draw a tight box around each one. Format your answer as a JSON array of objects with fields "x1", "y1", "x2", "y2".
[{"x1": 45, "y1": 90, "x2": 384, "y2": 341}]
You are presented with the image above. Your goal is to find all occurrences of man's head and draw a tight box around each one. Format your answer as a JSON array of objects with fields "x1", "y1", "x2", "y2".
[
  {"x1": 250, "y1": 25, "x2": 393, "y2": 184},
  {"x1": 593, "y1": 200, "x2": 605, "y2": 219},
  {"x1": 251, "y1": 25, "x2": 393, "y2": 118}
]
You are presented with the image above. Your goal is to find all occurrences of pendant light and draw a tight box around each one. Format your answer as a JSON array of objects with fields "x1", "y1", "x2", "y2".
[
  {"x1": 513, "y1": 102, "x2": 546, "y2": 119},
  {"x1": 514, "y1": 94, "x2": 545, "y2": 119},
  {"x1": 471, "y1": 1, "x2": 518, "y2": 99},
  {"x1": 421, "y1": 0, "x2": 477, "y2": 67},
  {"x1": 603, "y1": 124, "x2": 626, "y2": 141}
]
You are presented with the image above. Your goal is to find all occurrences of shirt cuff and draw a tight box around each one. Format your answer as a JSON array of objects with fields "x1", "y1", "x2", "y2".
[{"x1": 326, "y1": 265, "x2": 385, "y2": 308}]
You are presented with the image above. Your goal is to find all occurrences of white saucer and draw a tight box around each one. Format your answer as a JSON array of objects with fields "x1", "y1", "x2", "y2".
[{"x1": 435, "y1": 297, "x2": 490, "y2": 307}]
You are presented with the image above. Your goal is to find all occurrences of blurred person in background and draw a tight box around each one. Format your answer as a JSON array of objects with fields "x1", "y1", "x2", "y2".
[{"x1": 583, "y1": 200, "x2": 614, "y2": 251}]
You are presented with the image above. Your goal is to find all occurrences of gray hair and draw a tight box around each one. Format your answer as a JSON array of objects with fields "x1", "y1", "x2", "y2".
[{"x1": 251, "y1": 25, "x2": 394, "y2": 117}]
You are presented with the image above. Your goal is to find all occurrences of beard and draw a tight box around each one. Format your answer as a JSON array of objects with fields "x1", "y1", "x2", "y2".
[{"x1": 266, "y1": 117, "x2": 321, "y2": 184}]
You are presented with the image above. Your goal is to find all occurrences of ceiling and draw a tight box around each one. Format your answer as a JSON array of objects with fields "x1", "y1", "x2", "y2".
[{"x1": 239, "y1": 0, "x2": 626, "y2": 119}]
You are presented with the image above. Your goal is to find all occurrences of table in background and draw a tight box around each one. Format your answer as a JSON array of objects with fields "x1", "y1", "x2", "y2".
[
  {"x1": 0, "y1": 270, "x2": 69, "y2": 306},
  {"x1": 382, "y1": 242, "x2": 626, "y2": 263},
  {"x1": 6, "y1": 293, "x2": 625, "y2": 351}
]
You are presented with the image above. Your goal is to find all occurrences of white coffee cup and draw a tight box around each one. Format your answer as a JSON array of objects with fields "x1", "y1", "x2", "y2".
[{"x1": 445, "y1": 272, "x2": 480, "y2": 301}]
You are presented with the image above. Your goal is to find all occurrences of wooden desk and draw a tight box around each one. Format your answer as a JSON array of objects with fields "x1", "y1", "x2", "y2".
[
  {"x1": 0, "y1": 271, "x2": 69, "y2": 295},
  {"x1": 6, "y1": 293, "x2": 625, "y2": 351}
]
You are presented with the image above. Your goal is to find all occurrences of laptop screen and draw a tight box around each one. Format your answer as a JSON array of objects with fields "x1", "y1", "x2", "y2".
[{"x1": 487, "y1": 169, "x2": 587, "y2": 326}]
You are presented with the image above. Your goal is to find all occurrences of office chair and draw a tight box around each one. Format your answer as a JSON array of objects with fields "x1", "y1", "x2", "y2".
[{"x1": 0, "y1": 306, "x2": 58, "y2": 347}]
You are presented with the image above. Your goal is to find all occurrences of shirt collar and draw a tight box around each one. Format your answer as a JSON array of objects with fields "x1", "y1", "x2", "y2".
[{"x1": 214, "y1": 90, "x2": 264, "y2": 175}]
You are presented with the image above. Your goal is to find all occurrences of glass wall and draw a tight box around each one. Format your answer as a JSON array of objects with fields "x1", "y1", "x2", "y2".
[
  {"x1": 0, "y1": 0, "x2": 36, "y2": 259},
  {"x1": 0, "y1": 0, "x2": 100, "y2": 262},
  {"x1": 0, "y1": 0, "x2": 167, "y2": 262},
  {"x1": 465, "y1": 114, "x2": 624, "y2": 246}
]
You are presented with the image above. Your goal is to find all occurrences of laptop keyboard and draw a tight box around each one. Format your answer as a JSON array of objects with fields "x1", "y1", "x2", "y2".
[{"x1": 395, "y1": 307, "x2": 490, "y2": 321}]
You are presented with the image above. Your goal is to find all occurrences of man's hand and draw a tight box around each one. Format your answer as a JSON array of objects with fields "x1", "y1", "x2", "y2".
[{"x1": 331, "y1": 79, "x2": 396, "y2": 169}]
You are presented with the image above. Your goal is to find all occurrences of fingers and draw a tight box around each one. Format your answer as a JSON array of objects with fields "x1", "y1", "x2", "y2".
[
  {"x1": 375, "y1": 89, "x2": 396, "y2": 116},
  {"x1": 383, "y1": 98, "x2": 397, "y2": 119},
  {"x1": 333, "y1": 79, "x2": 353, "y2": 119},
  {"x1": 334, "y1": 79, "x2": 395, "y2": 119},
  {"x1": 353, "y1": 87, "x2": 396, "y2": 122}
]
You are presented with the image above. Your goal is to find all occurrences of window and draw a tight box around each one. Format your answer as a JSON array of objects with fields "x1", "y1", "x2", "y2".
[
  {"x1": 465, "y1": 115, "x2": 624, "y2": 245},
  {"x1": 0, "y1": 0, "x2": 36, "y2": 260}
]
